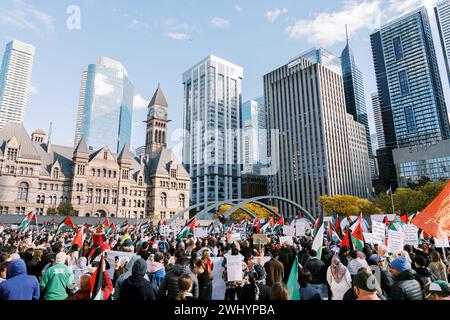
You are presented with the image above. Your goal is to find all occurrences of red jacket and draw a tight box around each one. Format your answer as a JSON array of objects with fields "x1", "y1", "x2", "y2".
[{"x1": 69, "y1": 272, "x2": 113, "y2": 301}]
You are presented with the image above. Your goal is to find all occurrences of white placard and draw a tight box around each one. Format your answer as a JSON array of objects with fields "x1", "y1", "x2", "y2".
[
  {"x1": 279, "y1": 236, "x2": 294, "y2": 245},
  {"x1": 283, "y1": 226, "x2": 295, "y2": 237},
  {"x1": 234, "y1": 225, "x2": 248, "y2": 239},
  {"x1": 363, "y1": 232, "x2": 373, "y2": 244},
  {"x1": 435, "y1": 237, "x2": 450, "y2": 248},
  {"x1": 372, "y1": 221, "x2": 386, "y2": 245},
  {"x1": 159, "y1": 225, "x2": 170, "y2": 237},
  {"x1": 226, "y1": 255, "x2": 243, "y2": 282},
  {"x1": 295, "y1": 221, "x2": 306, "y2": 237},
  {"x1": 388, "y1": 230, "x2": 404, "y2": 254},
  {"x1": 402, "y1": 224, "x2": 419, "y2": 247},
  {"x1": 195, "y1": 227, "x2": 208, "y2": 238},
  {"x1": 227, "y1": 233, "x2": 241, "y2": 243}
]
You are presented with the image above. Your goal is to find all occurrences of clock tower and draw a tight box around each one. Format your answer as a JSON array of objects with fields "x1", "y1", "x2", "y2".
[{"x1": 145, "y1": 84, "x2": 169, "y2": 159}]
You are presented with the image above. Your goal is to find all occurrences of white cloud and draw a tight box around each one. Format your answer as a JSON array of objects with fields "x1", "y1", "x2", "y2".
[
  {"x1": 211, "y1": 16, "x2": 230, "y2": 29},
  {"x1": 133, "y1": 94, "x2": 149, "y2": 110},
  {"x1": 94, "y1": 74, "x2": 114, "y2": 96},
  {"x1": 285, "y1": 1, "x2": 382, "y2": 47},
  {"x1": 0, "y1": 0, "x2": 54, "y2": 36},
  {"x1": 265, "y1": 8, "x2": 288, "y2": 23},
  {"x1": 128, "y1": 19, "x2": 150, "y2": 30},
  {"x1": 167, "y1": 32, "x2": 191, "y2": 41},
  {"x1": 387, "y1": 0, "x2": 438, "y2": 16},
  {"x1": 235, "y1": 5, "x2": 243, "y2": 13}
]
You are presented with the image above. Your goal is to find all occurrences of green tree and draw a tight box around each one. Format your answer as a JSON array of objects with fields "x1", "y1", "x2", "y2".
[{"x1": 47, "y1": 203, "x2": 76, "y2": 216}]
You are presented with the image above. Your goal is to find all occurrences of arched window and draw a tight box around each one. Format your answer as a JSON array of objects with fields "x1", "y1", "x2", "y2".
[
  {"x1": 92, "y1": 169, "x2": 96, "y2": 176},
  {"x1": 113, "y1": 171, "x2": 117, "y2": 178},
  {"x1": 154, "y1": 130, "x2": 159, "y2": 143},
  {"x1": 18, "y1": 167, "x2": 23, "y2": 175},
  {"x1": 160, "y1": 193, "x2": 167, "y2": 208},
  {"x1": 17, "y1": 182, "x2": 29, "y2": 201},
  {"x1": 24, "y1": 168, "x2": 29, "y2": 175},
  {"x1": 76, "y1": 196, "x2": 81, "y2": 205},
  {"x1": 162, "y1": 132, "x2": 165, "y2": 144},
  {"x1": 97, "y1": 169, "x2": 101, "y2": 177},
  {"x1": 122, "y1": 198, "x2": 126, "y2": 206},
  {"x1": 108, "y1": 170, "x2": 112, "y2": 178},
  {"x1": 41, "y1": 195, "x2": 45, "y2": 204},
  {"x1": 179, "y1": 194, "x2": 185, "y2": 208},
  {"x1": 29, "y1": 168, "x2": 33, "y2": 176},
  {"x1": 138, "y1": 176, "x2": 143, "y2": 186},
  {"x1": 103, "y1": 169, "x2": 107, "y2": 177},
  {"x1": 53, "y1": 168, "x2": 59, "y2": 179}
]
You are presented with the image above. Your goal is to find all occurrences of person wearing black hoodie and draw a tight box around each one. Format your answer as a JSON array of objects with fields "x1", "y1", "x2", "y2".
[
  {"x1": 119, "y1": 258, "x2": 156, "y2": 301},
  {"x1": 413, "y1": 255, "x2": 436, "y2": 288}
]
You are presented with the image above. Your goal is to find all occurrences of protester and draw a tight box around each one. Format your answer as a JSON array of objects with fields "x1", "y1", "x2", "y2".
[
  {"x1": 175, "y1": 274, "x2": 194, "y2": 300},
  {"x1": 119, "y1": 258, "x2": 156, "y2": 301},
  {"x1": 298, "y1": 269, "x2": 321, "y2": 300},
  {"x1": 304, "y1": 249, "x2": 327, "y2": 299},
  {"x1": 347, "y1": 251, "x2": 369, "y2": 276},
  {"x1": 428, "y1": 280, "x2": 450, "y2": 300},
  {"x1": 388, "y1": 257, "x2": 423, "y2": 300},
  {"x1": 147, "y1": 251, "x2": 166, "y2": 289},
  {"x1": 264, "y1": 248, "x2": 284, "y2": 287},
  {"x1": 352, "y1": 270, "x2": 381, "y2": 301},
  {"x1": 326, "y1": 255, "x2": 352, "y2": 300},
  {"x1": 69, "y1": 259, "x2": 113, "y2": 301},
  {"x1": 413, "y1": 255, "x2": 436, "y2": 289},
  {"x1": 0, "y1": 259, "x2": 40, "y2": 300},
  {"x1": 40, "y1": 252, "x2": 75, "y2": 300},
  {"x1": 239, "y1": 264, "x2": 271, "y2": 301},
  {"x1": 428, "y1": 251, "x2": 448, "y2": 282},
  {"x1": 192, "y1": 259, "x2": 212, "y2": 300}
]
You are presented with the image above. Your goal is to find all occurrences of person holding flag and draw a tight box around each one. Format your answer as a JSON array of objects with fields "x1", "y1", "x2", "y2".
[
  {"x1": 40, "y1": 252, "x2": 76, "y2": 300},
  {"x1": 17, "y1": 212, "x2": 38, "y2": 232}
]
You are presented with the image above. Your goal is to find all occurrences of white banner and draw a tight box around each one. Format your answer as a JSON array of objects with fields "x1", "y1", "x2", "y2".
[
  {"x1": 295, "y1": 221, "x2": 306, "y2": 237},
  {"x1": 226, "y1": 255, "x2": 243, "y2": 282},
  {"x1": 283, "y1": 226, "x2": 295, "y2": 237},
  {"x1": 402, "y1": 224, "x2": 419, "y2": 247},
  {"x1": 435, "y1": 237, "x2": 450, "y2": 248},
  {"x1": 234, "y1": 225, "x2": 248, "y2": 239},
  {"x1": 195, "y1": 227, "x2": 208, "y2": 238},
  {"x1": 372, "y1": 221, "x2": 386, "y2": 245},
  {"x1": 279, "y1": 236, "x2": 294, "y2": 245},
  {"x1": 159, "y1": 225, "x2": 170, "y2": 237},
  {"x1": 363, "y1": 232, "x2": 374, "y2": 244},
  {"x1": 388, "y1": 230, "x2": 404, "y2": 254}
]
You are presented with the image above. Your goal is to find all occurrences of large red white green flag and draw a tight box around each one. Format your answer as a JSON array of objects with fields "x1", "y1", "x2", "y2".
[{"x1": 17, "y1": 212, "x2": 37, "y2": 232}]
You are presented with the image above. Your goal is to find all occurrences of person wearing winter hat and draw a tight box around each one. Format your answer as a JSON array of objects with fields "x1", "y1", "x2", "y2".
[
  {"x1": 353, "y1": 270, "x2": 381, "y2": 300},
  {"x1": 40, "y1": 252, "x2": 75, "y2": 300},
  {"x1": 428, "y1": 280, "x2": 450, "y2": 300},
  {"x1": 388, "y1": 257, "x2": 423, "y2": 300},
  {"x1": 119, "y1": 258, "x2": 156, "y2": 301}
]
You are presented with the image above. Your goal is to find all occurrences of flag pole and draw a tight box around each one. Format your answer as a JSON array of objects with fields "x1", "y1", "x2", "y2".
[{"x1": 389, "y1": 185, "x2": 395, "y2": 214}]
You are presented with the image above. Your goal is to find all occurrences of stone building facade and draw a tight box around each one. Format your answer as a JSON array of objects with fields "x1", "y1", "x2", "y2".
[{"x1": 0, "y1": 86, "x2": 190, "y2": 220}]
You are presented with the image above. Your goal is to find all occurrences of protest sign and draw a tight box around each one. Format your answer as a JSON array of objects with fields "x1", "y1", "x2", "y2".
[
  {"x1": 295, "y1": 221, "x2": 306, "y2": 237},
  {"x1": 195, "y1": 227, "x2": 208, "y2": 238},
  {"x1": 227, "y1": 233, "x2": 241, "y2": 244},
  {"x1": 363, "y1": 232, "x2": 373, "y2": 244},
  {"x1": 226, "y1": 255, "x2": 244, "y2": 282},
  {"x1": 105, "y1": 251, "x2": 135, "y2": 279},
  {"x1": 283, "y1": 226, "x2": 295, "y2": 237},
  {"x1": 159, "y1": 225, "x2": 170, "y2": 237},
  {"x1": 434, "y1": 237, "x2": 450, "y2": 248},
  {"x1": 279, "y1": 236, "x2": 293, "y2": 245},
  {"x1": 234, "y1": 224, "x2": 248, "y2": 239},
  {"x1": 402, "y1": 224, "x2": 419, "y2": 247},
  {"x1": 388, "y1": 230, "x2": 404, "y2": 254},
  {"x1": 372, "y1": 221, "x2": 386, "y2": 245},
  {"x1": 253, "y1": 234, "x2": 268, "y2": 246}
]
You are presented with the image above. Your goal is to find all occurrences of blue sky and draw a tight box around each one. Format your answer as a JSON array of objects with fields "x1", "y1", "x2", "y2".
[{"x1": 1, "y1": 0, "x2": 449, "y2": 156}]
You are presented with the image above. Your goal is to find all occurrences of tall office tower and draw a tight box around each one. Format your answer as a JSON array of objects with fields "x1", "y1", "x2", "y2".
[
  {"x1": 242, "y1": 96, "x2": 267, "y2": 175},
  {"x1": 264, "y1": 57, "x2": 371, "y2": 217},
  {"x1": 183, "y1": 55, "x2": 243, "y2": 206},
  {"x1": 341, "y1": 33, "x2": 372, "y2": 157},
  {"x1": 0, "y1": 40, "x2": 35, "y2": 128},
  {"x1": 371, "y1": 93, "x2": 386, "y2": 149},
  {"x1": 371, "y1": 7, "x2": 450, "y2": 187},
  {"x1": 74, "y1": 57, "x2": 134, "y2": 154},
  {"x1": 435, "y1": 0, "x2": 450, "y2": 85},
  {"x1": 297, "y1": 47, "x2": 342, "y2": 75}
]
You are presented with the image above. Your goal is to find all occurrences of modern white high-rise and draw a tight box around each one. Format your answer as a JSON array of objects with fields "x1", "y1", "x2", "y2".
[
  {"x1": 0, "y1": 40, "x2": 35, "y2": 128},
  {"x1": 435, "y1": 0, "x2": 450, "y2": 86},
  {"x1": 242, "y1": 96, "x2": 267, "y2": 175},
  {"x1": 371, "y1": 92, "x2": 385, "y2": 150},
  {"x1": 74, "y1": 69, "x2": 88, "y2": 146},
  {"x1": 182, "y1": 55, "x2": 243, "y2": 206}
]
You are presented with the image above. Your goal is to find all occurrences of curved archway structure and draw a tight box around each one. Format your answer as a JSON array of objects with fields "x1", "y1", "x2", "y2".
[{"x1": 222, "y1": 196, "x2": 314, "y2": 222}]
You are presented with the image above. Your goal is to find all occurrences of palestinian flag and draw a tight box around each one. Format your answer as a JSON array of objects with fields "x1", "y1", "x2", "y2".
[
  {"x1": 286, "y1": 257, "x2": 300, "y2": 300},
  {"x1": 312, "y1": 217, "x2": 320, "y2": 237},
  {"x1": 311, "y1": 213, "x2": 324, "y2": 259},
  {"x1": 56, "y1": 216, "x2": 75, "y2": 234},
  {"x1": 260, "y1": 219, "x2": 272, "y2": 234},
  {"x1": 351, "y1": 213, "x2": 364, "y2": 251},
  {"x1": 227, "y1": 223, "x2": 235, "y2": 233},
  {"x1": 177, "y1": 218, "x2": 196, "y2": 239},
  {"x1": 340, "y1": 228, "x2": 354, "y2": 250},
  {"x1": 389, "y1": 216, "x2": 405, "y2": 231},
  {"x1": 275, "y1": 215, "x2": 284, "y2": 228},
  {"x1": 102, "y1": 218, "x2": 111, "y2": 232},
  {"x1": 107, "y1": 222, "x2": 116, "y2": 235},
  {"x1": 334, "y1": 214, "x2": 342, "y2": 238},
  {"x1": 17, "y1": 212, "x2": 37, "y2": 232},
  {"x1": 328, "y1": 221, "x2": 341, "y2": 244},
  {"x1": 72, "y1": 227, "x2": 84, "y2": 249},
  {"x1": 119, "y1": 220, "x2": 129, "y2": 232},
  {"x1": 140, "y1": 220, "x2": 149, "y2": 232},
  {"x1": 383, "y1": 215, "x2": 390, "y2": 227},
  {"x1": 90, "y1": 254, "x2": 104, "y2": 300},
  {"x1": 207, "y1": 222, "x2": 215, "y2": 234}
]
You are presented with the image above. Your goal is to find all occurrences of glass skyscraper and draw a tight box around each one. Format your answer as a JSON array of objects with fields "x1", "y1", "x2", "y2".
[
  {"x1": 341, "y1": 37, "x2": 372, "y2": 157},
  {"x1": 74, "y1": 57, "x2": 134, "y2": 154},
  {"x1": 371, "y1": 7, "x2": 450, "y2": 188},
  {"x1": 182, "y1": 55, "x2": 243, "y2": 206},
  {"x1": 435, "y1": 0, "x2": 450, "y2": 86},
  {"x1": 0, "y1": 40, "x2": 35, "y2": 128},
  {"x1": 242, "y1": 96, "x2": 267, "y2": 175},
  {"x1": 296, "y1": 48, "x2": 342, "y2": 75}
]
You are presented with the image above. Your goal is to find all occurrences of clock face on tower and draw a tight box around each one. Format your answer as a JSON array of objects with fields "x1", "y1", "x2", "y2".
[
  {"x1": 156, "y1": 107, "x2": 167, "y2": 119},
  {"x1": 148, "y1": 107, "x2": 155, "y2": 119}
]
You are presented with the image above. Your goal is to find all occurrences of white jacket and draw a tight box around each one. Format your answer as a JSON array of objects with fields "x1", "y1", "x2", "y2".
[{"x1": 326, "y1": 266, "x2": 352, "y2": 300}]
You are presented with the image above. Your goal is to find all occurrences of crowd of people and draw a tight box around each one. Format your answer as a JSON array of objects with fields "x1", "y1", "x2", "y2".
[{"x1": 0, "y1": 222, "x2": 449, "y2": 301}]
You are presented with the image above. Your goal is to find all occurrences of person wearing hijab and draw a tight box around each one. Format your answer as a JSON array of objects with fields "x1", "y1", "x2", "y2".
[
  {"x1": 119, "y1": 258, "x2": 156, "y2": 301},
  {"x1": 326, "y1": 255, "x2": 352, "y2": 300},
  {"x1": 239, "y1": 264, "x2": 271, "y2": 301},
  {"x1": 113, "y1": 255, "x2": 148, "y2": 300},
  {"x1": 72, "y1": 257, "x2": 89, "y2": 291}
]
